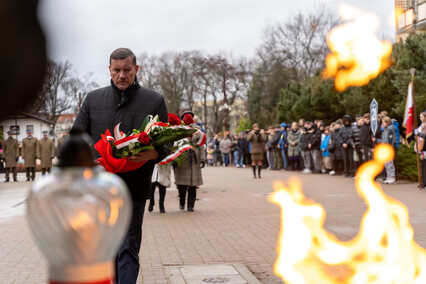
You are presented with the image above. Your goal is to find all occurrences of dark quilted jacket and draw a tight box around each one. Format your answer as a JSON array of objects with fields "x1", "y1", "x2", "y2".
[
  {"x1": 73, "y1": 79, "x2": 170, "y2": 200},
  {"x1": 351, "y1": 125, "x2": 362, "y2": 148}
]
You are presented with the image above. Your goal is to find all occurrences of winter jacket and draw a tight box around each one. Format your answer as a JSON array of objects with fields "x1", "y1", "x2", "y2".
[
  {"x1": 73, "y1": 78, "x2": 170, "y2": 201},
  {"x1": 23, "y1": 137, "x2": 39, "y2": 168},
  {"x1": 300, "y1": 132, "x2": 311, "y2": 151},
  {"x1": 308, "y1": 128, "x2": 321, "y2": 151},
  {"x1": 378, "y1": 124, "x2": 396, "y2": 147},
  {"x1": 339, "y1": 125, "x2": 354, "y2": 147},
  {"x1": 320, "y1": 135, "x2": 331, "y2": 157},
  {"x1": 278, "y1": 131, "x2": 288, "y2": 149},
  {"x1": 220, "y1": 138, "x2": 232, "y2": 154},
  {"x1": 287, "y1": 129, "x2": 301, "y2": 158},
  {"x1": 329, "y1": 128, "x2": 344, "y2": 159},
  {"x1": 38, "y1": 137, "x2": 55, "y2": 168},
  {"x1": 246, "y1": 131, "x2": 267, "y2": 154},
  {"x1": 270, "y1": 130, "x2": 282, "y2": 149},
  {"x1": 237, "y1": 137, "x2": 246, "y2": 154},
  {"x1": 351, "y1": 125, "x2": 362, "y2": 149},
  {"x1": 360, "y1": 123, "x2": 373, "y2": 147},
  {"x1": 3, "y1": 137, "x2": 19, "y2": 168},
  {"x1": 174, "y1": 142, "x2": 206, "y2": 187},
  {"x1": 152, "y1": 164, "x2": 171, "y2": 188}
]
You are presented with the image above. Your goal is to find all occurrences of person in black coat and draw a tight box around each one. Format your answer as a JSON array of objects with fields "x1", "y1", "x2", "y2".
[
  {"x1": 308, "y1": 124, "x2": 322, "y2": 173},
  {"x1": 360, "y1": 113, "x2": 374, "y2": 162},
  {"x1": 328, "y1": 121, "x2": 344, "y2": 175},
  {"x1": 351, "y1": 115, "x2": 364, "y2": 170},
  {"x1": 73, "y1": 48, "x2": 170, "y2": 284},
  {"x1": 339, "y1": 115, "x2": 355, "y2": 177},
  {"x1": 300, "y1": 123, "x2": 312, "y2": 173}
]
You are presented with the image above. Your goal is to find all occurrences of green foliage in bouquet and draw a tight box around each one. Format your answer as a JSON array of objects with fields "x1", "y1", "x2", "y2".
[
  {"x1": 395, "y1": 144, "x2": 419, "y2": 182},
  {"x1": 111, "y1": 115, "x2": 197, "y2": 159}
]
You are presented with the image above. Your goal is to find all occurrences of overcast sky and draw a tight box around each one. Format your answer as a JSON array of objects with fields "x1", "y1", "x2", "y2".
[{"x1": 38, "y1": 0, "x2": 396, "y2": 86}]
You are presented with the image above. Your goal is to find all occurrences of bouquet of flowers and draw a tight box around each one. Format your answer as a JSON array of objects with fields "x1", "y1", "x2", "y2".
[{"x1": 95, "y1": 113, "x2": 199, "y2": 173}]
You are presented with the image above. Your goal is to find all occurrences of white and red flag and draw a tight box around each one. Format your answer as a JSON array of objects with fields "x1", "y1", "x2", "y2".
[{"x1": 403, "y1": 81, "x2": 417, "y2": 142}]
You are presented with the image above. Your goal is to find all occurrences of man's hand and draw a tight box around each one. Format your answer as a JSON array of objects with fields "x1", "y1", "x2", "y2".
[
  {"x1": 128, "y1": 148, "x2": 159, "y2": 162},
  {"x1": 343, "y1": 143, "x2": 348, "y2": 149},
  {"x1": 308, "y1": 144, "x2": 312, "y2": 149}
]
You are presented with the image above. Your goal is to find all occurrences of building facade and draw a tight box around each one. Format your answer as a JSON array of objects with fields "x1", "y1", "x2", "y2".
[
  {"x1": 0, "y1": 112, "x2": 53, "y2": 142},
  {"x1": 395, "y1": 0, "x2": 426, "y2": 41},
  {"x1": 192, "y1": 99, "x2": 248, "y2": 137}
]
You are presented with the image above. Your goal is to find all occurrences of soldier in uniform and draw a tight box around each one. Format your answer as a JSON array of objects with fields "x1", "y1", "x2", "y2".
[
  {"x1": 39, "y1": 130, "x2": 55, "y2": 175},
  {"x1": 22, "y1": 129, "x2": 39, "y2": 181},
  {"x1": 3, "y1": 131, "x2": 19, "y2": 182}
]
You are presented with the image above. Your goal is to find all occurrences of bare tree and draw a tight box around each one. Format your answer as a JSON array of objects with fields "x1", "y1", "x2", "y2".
[
  {"x1": 137, "y1": 52, "x2": 160, "y2": 90},
  {"x1": 62, "y1": 72, "x2": 99, "y2": 113},
  {"x1": 258, "y1": 4, "x2": 339, "y2": 82}
]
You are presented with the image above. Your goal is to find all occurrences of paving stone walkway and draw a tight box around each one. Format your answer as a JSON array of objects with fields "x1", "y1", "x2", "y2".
[{"x1": 1, "y1": 168, "x2": 426, "y2": 283}]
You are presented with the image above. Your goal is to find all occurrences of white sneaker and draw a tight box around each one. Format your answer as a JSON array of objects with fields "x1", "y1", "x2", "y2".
[
  {"x1": 236, "y1": 164, "x2": 240, "y2": 168},
  {"x1": 302, "y1": 169, "x2": 312, "y2": 174},
  {"x1": 243, "y1": 165, "x2": 246, "y2": 168},
  {"x1": 321, "y1": 169, "x2": 327, "y2": 173},
  {"x1": 383, "y1": 177, "x2": 396, "y2": 184},
  {"x1": 329, "y1": 170, "x2": 336, "y2": 175}
]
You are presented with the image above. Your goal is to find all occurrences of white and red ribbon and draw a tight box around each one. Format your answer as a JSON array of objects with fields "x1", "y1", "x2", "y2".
[
  {"x1": 113, "y1": 134, "x2": 140, "y2": 149},
  {"x1": 159, "y1": 144, "x2": 194, "y2": 165}
]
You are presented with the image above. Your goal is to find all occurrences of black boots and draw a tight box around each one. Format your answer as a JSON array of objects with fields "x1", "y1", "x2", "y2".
[{"x1": 252, "y1": 166, "x2": 262, "y2": 178}]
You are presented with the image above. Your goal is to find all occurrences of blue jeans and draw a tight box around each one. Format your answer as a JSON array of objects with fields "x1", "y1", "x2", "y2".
[
  {"x1": 116, "y1": 200, "x2": 146, "y2": 284},
  {"x1": 223, "y1": 153, "x2": 230, "y2": 165},
  {"x1": 234, "y1": 151, "x2": 244, "y2": 166},
  {"x1": 281, "y1": 148, "x2": 288, "y2": 169}
]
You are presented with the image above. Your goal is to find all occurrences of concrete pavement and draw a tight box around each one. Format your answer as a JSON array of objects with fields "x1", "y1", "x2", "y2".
[{"x1": 0, "y1": 167, "x2": 426, "y2": 283}]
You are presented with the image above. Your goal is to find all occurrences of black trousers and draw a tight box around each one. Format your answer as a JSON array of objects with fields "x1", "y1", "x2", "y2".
[
  {"x1": 115, "y1": 200, "x2": 146, "y2": 284},
  {"x1": 41, "y1": 167, "x2": 51, "y2": 175},
  {"x1": 421, "y1": 159, "x2": 426, "y2": 188},
  {"x1": 177, "y1": 185, "x2": 196, "y2": 209},
  {"x1": 26, "y1": 167, "x2": 35, "y2": 180},
  {"x1": 342, "y1": 147, "x2": 354, "y2": 176},
  {"x1": 5, "y1": 167, "x2": 17, "y2": 181},
  {"x1": 149, "y1": 182, "x2": 166, "y2": 209}
]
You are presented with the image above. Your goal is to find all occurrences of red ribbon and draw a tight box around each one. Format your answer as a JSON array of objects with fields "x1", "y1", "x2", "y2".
[{"x1": 94, "y1": 130, "x2": 146, "y2": 173}]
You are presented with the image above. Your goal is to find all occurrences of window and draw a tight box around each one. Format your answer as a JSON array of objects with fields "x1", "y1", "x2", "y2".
[
  {"x1": 27, "y1": 125, "x2": 34, "y2": 133},
  {"x1": 10, "y1": 125, "x2": 19, "y2": 135}
]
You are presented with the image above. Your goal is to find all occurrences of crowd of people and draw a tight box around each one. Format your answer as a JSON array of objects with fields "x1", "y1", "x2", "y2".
[{"x1": 207, "y1": 111, "x2": 404, "y2": 184}]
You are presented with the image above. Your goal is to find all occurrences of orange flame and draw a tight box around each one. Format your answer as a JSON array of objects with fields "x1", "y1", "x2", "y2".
[
  {"x1": 269, "y1": 144, "x2": 426, "y2": 283},
  {"x1": 323, "y1": 4, "x2": 393, "y2": 92}
]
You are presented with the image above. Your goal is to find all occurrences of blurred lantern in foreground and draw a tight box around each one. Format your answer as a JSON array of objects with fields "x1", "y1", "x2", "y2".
[
  {"x1": 269, "y1": 144, "x2": 426, "y2": 283},
  {"x1": 27, "y1": 130, "x2": 131, "y2": 284},
  {"x1": 323, "y1": 4, "x2": 393, "y2": 91}
]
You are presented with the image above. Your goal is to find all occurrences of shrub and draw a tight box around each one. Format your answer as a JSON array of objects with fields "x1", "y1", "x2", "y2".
[{"x1": 395, "y1": 144, "x2": 420, "y2": 182}]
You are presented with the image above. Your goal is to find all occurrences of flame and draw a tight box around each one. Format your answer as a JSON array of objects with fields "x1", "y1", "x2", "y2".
[
  {"x1": 269, "y1": 144, "x2": 426, "y2": 283},
  {"x1": 323, "y1": 4, "x2": 393, "y2": 91}
]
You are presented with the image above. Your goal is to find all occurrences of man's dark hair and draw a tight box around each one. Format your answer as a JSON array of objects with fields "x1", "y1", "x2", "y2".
[{"x1": 109, "y1": 48, "x2": 137, "y2": 66}]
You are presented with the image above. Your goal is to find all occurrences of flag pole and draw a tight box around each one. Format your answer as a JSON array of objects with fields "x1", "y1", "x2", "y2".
[{"x1": 410, "y1": 68, "x2": 421, "y2": 190}]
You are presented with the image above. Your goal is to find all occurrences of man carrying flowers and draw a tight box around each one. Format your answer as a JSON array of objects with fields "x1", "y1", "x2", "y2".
[{"x1": 73, "y1": 48, "x2": 170, "y2": 284}]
